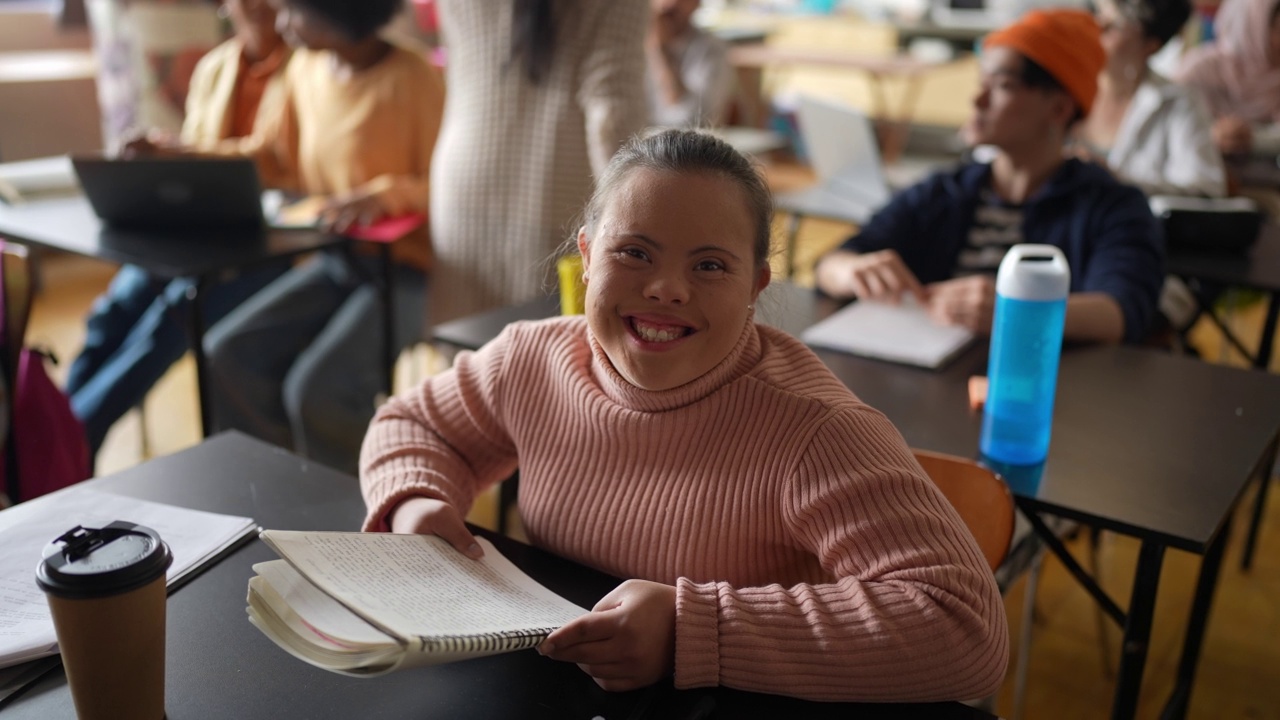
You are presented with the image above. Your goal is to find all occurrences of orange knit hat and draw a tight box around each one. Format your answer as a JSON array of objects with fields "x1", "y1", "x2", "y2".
[{"x1": 982, "y1": 9, "x2": 1106, "y2": 117}]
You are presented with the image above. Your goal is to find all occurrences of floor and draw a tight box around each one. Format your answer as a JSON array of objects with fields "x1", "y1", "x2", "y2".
[{"x1": 21, "y1": 158, "x2": 1280, "y2": 720}]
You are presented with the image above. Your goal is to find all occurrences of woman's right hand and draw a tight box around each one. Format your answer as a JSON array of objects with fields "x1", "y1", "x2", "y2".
[
  {"x1": 1212, "y1": 117, "x2": 1253, "y2": 155},
  {"x1": 388, "y1": 496, "x2": 484, "y2": 560}
]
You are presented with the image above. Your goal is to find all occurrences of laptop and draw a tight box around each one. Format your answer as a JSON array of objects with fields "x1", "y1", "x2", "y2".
[
  {"x1": 71, "y1": 156, "x2": 266, "y2": 230},
  {"x1": 777, "y1": 95, "x2": 895, "y2": 225}
]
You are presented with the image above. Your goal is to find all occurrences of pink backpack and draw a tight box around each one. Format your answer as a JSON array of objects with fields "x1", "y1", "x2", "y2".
[{"x1": 0, "y1": 244, "x2": 91, "y2": 505}]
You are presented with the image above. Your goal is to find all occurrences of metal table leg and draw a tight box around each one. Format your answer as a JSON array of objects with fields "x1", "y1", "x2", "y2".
[
  {"x1": 1111, "y1": 540, "x2": 1165, "y2": 720},
  {"x1": 1159, "y1": 515, "x2": 1232, "y2": 720},
  {"x1": 1241, "y1": 434, "x2": 1279, "y2": 570},
  {"x1": 186, "y1": 276, "x2": 213, "y2": 438},
  {"x1": 379, "y1": 244, "x2": 395, "y2": 397}
]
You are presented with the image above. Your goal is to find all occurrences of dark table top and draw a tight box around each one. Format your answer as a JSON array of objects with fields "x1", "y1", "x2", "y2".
[
  {"x1": 431, "y1": 284, "x2": 1280, "y2": 553},
  {"x1": 1, "y1": 432, "x2": 994, "y2": 720},
  {"x1": 0, "y1": 194, "x2": 343, "y2": 278}
]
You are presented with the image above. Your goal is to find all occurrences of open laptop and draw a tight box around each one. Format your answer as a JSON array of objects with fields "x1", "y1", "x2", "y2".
[
  {"x1": 776, "y1": 95, "x2": 894, "y2": 225},
  {"x1": 71, "y1": 156, "x2": 266, "y2": 230}
]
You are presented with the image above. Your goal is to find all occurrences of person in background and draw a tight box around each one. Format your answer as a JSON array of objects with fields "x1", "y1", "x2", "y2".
[
  {"x1": 1176, "y1": 0, "x2": 1280, "y2": 155},
  {"x1": 361, "y1": 130, "x2": 1008, "y2": 702},
  {"x1": 1077, "y1": 0, "x2": 1226, "y2": 197},
  {"x1": 67, "y1": 0, "x2": 292, "y2": 456},
  {"x1": 198, "y1": 0, "x2": 444, "y2": 474},
  {"x1": 645, "y1": 0, "x2": 733, "y2": 128},
  {"x1": 815, "y1": 10, "x2": 1164, "y2": 345},
  {"x1": 427, "y1": 0, "x2": 648, "y2": 325}
]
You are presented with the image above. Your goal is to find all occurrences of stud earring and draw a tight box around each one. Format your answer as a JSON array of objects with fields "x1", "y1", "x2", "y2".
[{"x1": 581, "y1": 272, "x2": 588, "y2": 283}]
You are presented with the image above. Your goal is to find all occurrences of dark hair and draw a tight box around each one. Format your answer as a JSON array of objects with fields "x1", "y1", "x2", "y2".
[
  {"x1": 1271, "y1": 0, "x2": 1280, "y2": 26},
  {"x1": 580, "y1": 130, "x2": 774, "y2": 269},
  {"x1": 289, "y1": 0, "x2": 402, "y2": 41},
  {"x1": 1018, "y1": 56, "x2": 1086, "y2": 127},
  {"x1": 1113, "y1": 0, "x2": 1192, "y2": 47},
  {"x1": 510, "y1": 0, "x2": 556, "y2": 85}
]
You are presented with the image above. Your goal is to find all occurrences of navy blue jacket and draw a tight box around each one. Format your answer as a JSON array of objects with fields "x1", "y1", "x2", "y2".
[{"x1": 839, "y1": 159, "x2": 1165, "y2": 344}]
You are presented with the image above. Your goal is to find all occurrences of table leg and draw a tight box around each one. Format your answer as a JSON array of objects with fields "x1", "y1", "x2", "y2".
[
  {"x1": 1241, "y1": 434, "x2": 1279, "y2": 570},
  {"x1": 1159, "y1": 515, "x2": 1232, "y2": 720},
  {"x1": 1111, "y1": 540, "x2": 1165, "y2": 720},
  {"x1": 185, "y1": 277, "x2": 213, "y2": 438},
  {"x1": 1253, "y1": 290, "x2": 1279, "y2": 371},
  {"x1": 379, "y1": 244, "x2": 395, "y2": 397}
]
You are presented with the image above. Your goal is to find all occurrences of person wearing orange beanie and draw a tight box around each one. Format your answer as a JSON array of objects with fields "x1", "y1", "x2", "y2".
[{"x1": 816, "y1": 9, "x2": 1164, "y2": 346}]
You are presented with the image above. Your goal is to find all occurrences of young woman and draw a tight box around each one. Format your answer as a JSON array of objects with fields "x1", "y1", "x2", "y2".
[
  {"x1": 68, "y1": 0, "x2": 292, "y2": 455},
  {"x1": 360, "y1": 131, "x2": 1009, "y2": 702},
  {"x1": 1077, "y1": 0, "x2": 1226, "y2": 197},
  {"x1": 200, "y1": 0, "x2": 444, "y2": 474},
  {"x1": 1176, "y1": 0, "x2": 1280, "y2": 155}
]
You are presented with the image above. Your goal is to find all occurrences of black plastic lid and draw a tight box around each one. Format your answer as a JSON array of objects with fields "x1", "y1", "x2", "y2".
[{"x1": 35, "y1": 521, "x2": 173, "y2": 599}]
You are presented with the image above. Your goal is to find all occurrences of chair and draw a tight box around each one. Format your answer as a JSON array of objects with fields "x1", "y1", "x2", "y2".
[
  {"x1": 912, "y1": 449, "x2": 1033, "y2": 718},
  {"x1": 912, "y1": 448, "x2": 1014, "y2": 571}
]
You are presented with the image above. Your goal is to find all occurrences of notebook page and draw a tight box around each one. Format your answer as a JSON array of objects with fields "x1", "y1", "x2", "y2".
[
  {"x1": 261, "y1": 532, "x2": 588, "y2": 645},
  {"x1": 801, "y1": 297, "x2": 976, "y2": 369}
]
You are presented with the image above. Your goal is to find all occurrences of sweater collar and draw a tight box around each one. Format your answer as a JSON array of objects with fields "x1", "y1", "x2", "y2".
[{"x1": 586, "y1": 315, "x2": 763, "y2": 413}]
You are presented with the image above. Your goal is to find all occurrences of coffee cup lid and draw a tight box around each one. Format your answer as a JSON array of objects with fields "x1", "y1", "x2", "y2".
[{"x1": 36, "y1": 521, "x2": 173, "y2": 599}]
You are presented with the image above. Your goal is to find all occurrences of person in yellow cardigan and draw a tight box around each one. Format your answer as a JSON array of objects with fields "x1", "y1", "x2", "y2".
[
  {"x1": 197, "y1": 0, "x2": 444, "y2": 474},
  {"x1": 67, "y1": 0, "x2": 292, "y2": 457}
]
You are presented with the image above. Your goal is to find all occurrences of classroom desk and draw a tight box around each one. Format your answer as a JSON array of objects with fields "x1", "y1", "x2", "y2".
[
  {"x1": 0, "y1": 192, "x2": 397, "y2": 437},
  {"x1": 430, "y1": 283, "x2": 1280, "y2": 720},
  {"x1": 0, "y1": 432, "x2": 995, "y2": 720},
  {"x1": 727, "y1": 43, "x2": 951, "y2": 155}
]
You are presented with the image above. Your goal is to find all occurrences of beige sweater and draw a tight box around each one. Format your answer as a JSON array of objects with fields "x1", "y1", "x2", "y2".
[
  {"x1": 361, "y1": 317, "x2": 1009, "y2": 702},
  {"x1": 427, "y1": 0, "x2": 650, "y2": 324},
  {"x1": 180, "y1": 38, "x2": 290, "y2": 148}
]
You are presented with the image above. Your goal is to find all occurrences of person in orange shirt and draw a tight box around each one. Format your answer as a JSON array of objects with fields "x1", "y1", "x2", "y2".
[
  {"x1": 195, "y1": 0, "x2": 444, "y2": 474},
  {"x1": 67, "y1": 0, "x2": 292, "y2": 457}
]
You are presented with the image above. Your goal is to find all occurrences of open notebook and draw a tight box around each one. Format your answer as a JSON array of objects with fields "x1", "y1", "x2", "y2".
[{"x1": 801, "y1": 297, "x2": 976, "y2": 370}]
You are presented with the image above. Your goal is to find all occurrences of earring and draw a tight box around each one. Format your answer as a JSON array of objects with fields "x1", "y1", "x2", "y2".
[
  {"x1": 581, "y1": 271, "x2": 588, "y2": 283},
  {"x1": 747, "y1": 304, "x2": 755, "y2": 311}
]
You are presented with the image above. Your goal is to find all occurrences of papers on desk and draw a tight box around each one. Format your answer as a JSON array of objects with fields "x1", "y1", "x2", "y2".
[
  {"x1": 801, "y1": 297, "x2": 976, "y2": 369},
  {"x1": 0, "y1": 488, "x2": 257, "y2": 671},
  {"x1": 0, "y1": 156, "x2": 79, "y2": 205}
]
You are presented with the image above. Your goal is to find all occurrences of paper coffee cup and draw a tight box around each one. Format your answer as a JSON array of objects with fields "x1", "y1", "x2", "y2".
[{"x1": 36, "y1": 521, "x2": 173, "y2": 720}]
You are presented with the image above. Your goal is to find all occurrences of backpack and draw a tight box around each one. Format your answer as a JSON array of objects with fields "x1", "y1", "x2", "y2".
[{"x1": 0, "y1": 243, "x2": 91, "y2": 505}]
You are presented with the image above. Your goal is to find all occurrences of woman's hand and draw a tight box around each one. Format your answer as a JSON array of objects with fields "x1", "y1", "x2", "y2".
[
  {"x1": 120, "y1": 129, "x2": 181, "y2": 159},
  {"x1": 320, "y1": 189, "x2": 390, "y2": 234},
  {"x1": 926, "y1": 275, "x2": 996, "y2": 334},
  {"x1": 1212, "y1": 116, "x2": 1253, "y2": 155},
  {"x1": 388, "y1": 496, "x2": 483, "y2": 560},
  {"x1": 538, "y1": 579, "x2": 677, "y2": 692},
  {"x1": 815, "y1": 249, "x2": 927, "y2": 303}
]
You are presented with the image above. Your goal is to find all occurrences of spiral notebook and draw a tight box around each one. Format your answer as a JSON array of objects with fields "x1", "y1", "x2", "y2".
[{"x1": 248, "y1": 531, "x2": 587, "y2": 676}]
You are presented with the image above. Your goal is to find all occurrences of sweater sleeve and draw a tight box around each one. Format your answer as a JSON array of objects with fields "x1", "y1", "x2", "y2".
[
  {"x1": 359, "y1": 328, "x2": 520, "y2": 532},
  {"x1": 673, "y1": 407, "x2": 1009, "y2": 702},
  {"x1": 1120, "y1": 89, "x2": 1227, "y2": 199},
  {"x1": 1080, "y1": 185, "x2": 1166, "y2": 344},
  {"x1": 576, "y1": 0, "x2": 650, "y2": 175}
]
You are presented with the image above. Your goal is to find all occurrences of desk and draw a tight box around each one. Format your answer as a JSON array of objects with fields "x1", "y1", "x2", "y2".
[
  {"x1": 0, "y1": 432, "x2": 995, "y2": 720},
  {"x1": 727, "y1": 43, "x2": 950, "y2": 158},
  {"x1": 0, "y1": 193, "x2": 351, "y2": 437},
  {"x1": 430, "y1": 283, "x2": 1280, "y2": 720}
]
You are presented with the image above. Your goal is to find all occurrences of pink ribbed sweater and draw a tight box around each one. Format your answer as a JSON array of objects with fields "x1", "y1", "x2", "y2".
[{"x1": 360, "y1": 317, "x2": 1009, "y2": 702}]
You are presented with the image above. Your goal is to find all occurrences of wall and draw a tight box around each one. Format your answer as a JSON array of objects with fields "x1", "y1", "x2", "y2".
[{"x1": 0, "y1": 5, "x2": 102, "y2": 161}]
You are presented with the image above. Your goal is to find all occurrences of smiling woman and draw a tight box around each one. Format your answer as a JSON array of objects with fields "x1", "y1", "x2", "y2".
[{"x1": 360, "y1": 130, "x2": 1009, "y2": 704}]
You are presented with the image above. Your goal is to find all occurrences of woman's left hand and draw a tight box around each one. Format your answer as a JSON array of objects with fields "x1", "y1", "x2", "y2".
[
  {"x1": 538, "y1": 579, "x2": 677, "y2": 692},
  {"x1": 320, "y1": 190, "x2": 388, "y2": 233}
]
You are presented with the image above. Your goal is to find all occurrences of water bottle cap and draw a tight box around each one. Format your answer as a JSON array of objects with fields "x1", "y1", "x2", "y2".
[{"x1": 995, "y1": 245, "x2": 1070, "y2": 301}]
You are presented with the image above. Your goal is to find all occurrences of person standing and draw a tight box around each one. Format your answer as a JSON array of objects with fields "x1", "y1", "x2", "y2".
[{"x1": 427, "y1": 0, "x2": 649, "y2": 325}]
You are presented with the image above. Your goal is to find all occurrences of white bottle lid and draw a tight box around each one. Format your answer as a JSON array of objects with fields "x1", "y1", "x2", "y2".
[{"x1": 995, "y1": 244, "x2": 1071, "y2": 302}]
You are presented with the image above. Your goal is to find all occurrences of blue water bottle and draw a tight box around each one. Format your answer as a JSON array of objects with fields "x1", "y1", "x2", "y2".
[{"x1": 980, "y1": 245, "x2": 1071, "y2": 465}]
